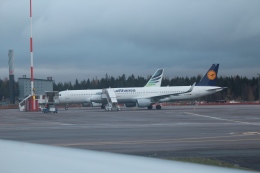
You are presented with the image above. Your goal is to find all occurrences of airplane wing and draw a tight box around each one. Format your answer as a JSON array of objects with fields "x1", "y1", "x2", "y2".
[
  {"x1": 0, "y1": 139, "x2": 254, "y2": 173},
  {"x1": 148, "y1": 82, "x2": 196, "y2": 102}
]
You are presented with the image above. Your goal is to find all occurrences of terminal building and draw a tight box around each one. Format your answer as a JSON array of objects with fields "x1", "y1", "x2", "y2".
[{"x1": 18, "y1": 76, "x2": 53, "y2": 101}]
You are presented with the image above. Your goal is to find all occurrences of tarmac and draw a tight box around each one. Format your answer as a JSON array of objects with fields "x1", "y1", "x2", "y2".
[{"x1": 0, "y1": 105, "x2": 260, "y2": 171}]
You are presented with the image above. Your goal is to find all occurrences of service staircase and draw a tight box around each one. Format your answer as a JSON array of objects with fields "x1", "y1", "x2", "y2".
[
  {"x1": 102, "y1": 88, "x2": 120, "y2": 111},
  {"x1": 19, "y1": 95, "x2": 32, "y2": 111},
  {"x1": 19, "y1": 92, "x2": 59, "y2": 112}
]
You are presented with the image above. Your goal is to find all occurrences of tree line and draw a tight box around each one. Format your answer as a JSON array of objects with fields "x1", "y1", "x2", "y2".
[{"x1": 0, "y1": 75, "x2": 259, "y2": 102}]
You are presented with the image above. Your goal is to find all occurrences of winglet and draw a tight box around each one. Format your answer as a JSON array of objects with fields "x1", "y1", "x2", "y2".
[
  {"x1": 171, "y1": 82, "x2": 195, "y2": 96},
  {"x1": 144, "y1": 69, "x2": 164, "y2": 87},
  {"x1": 187, "y1": 82, "x2": 196, "y2": 93}
]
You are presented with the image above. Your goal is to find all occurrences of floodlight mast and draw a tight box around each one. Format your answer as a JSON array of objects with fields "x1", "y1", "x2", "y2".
[{"x1": 30, "y1": 0, "x2": 35, "y2": 109}]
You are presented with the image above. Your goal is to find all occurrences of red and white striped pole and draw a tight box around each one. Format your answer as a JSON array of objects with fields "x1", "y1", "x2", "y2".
[{"x1": 30, "y1": 0, "x2": 35, "y2": 109}]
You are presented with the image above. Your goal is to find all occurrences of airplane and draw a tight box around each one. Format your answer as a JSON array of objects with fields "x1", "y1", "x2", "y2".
[
  {"x1": 58, "y1": 69, "x2": 164, "y2": 110},
  {"x1": 90, "y1": 64, "x2": 226, "y2": 110},
  {"x1": 0, "y1": 139, "x2": 253, "y2": 173}
]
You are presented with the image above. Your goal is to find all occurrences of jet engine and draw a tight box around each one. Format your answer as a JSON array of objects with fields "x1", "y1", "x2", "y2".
[
  {"x1": 159, "y1": 98, "x2": 170, "y2": 102},
  {"x1": 90, "y1": 95, "x2": 103, "y2": 103},
  {"x1": 125, "y1": 103, "x2": 137, "y2": 107},
  {"x1": 85, "y1": 98, "x2": 91, "y2": 103},
  {"x1": 82, "y1": 103, "x2": 92, "y2": 107},
  {"x1": 136, "y1": 99, "x2": 152, "y2": 107}
]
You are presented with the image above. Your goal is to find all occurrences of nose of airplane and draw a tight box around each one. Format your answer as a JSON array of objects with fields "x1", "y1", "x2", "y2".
[{"x1": 55, "y1": 92, "x2": 61, "y2": 103}]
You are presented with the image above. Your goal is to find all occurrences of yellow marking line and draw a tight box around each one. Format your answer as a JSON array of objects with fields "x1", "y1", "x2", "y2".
[
  {"x1": 56, "y1": 133, "x2": 260, "y2": 147},
  {"x1": 184, "y1": 112, "x2": 260, "y2": 126}
]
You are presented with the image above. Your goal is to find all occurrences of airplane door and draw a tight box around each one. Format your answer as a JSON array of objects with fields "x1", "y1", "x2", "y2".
[{"x1": 65, "y1": 92, "x2": 69, "y2": 100}]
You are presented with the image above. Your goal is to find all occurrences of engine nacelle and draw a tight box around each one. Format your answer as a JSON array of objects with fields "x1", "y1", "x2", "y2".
[
  {"x1": 136, "y1": 99, "x2": 152, "y2": 107},
  {"x1": 159, "y1": 98, "x2": 170, "y2": 103},
  {"x1": 85, "y1": 98, "x2": 91, "y2": 103},
  {"x1": 90, "y1": 95, "x2": 103, "y2": 103},
  {"x1": 125, "y1": 103, "x2": 136, "y2": 107},
  {"x1": 82, "y1": 103, "x2": 92, "y2": 107}
]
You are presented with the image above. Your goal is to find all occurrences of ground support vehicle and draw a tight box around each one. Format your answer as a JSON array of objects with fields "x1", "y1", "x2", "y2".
[{"x1": 42, "y1": 104, "x2": 58, "y2": 113}]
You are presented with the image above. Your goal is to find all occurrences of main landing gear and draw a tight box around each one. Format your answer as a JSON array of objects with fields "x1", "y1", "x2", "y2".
[
  {"x1": 156, "y1": 105, "x2": 162, "y2": 110},
  {"x1": 147, "y1": 105, "x2": 161, "y2": 110}
]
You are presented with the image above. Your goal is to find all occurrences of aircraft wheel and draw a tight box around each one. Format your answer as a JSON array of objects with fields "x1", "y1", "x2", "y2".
[
  {"x1": 65, "y1": 107, "x2": 68, "y2": 110},
  {"x1": 156, "y1": 105, "x2": 161, "y2": 110}
]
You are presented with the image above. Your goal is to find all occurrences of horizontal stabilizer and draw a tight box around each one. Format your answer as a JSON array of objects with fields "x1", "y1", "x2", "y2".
[{"x1": 206, "y1": 87, "x2": 227, "y2": 91}]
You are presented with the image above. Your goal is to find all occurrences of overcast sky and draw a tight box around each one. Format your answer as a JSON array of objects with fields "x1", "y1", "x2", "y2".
[{"x1": 1, "y1": 0, "x2": 260, "y2": 83}]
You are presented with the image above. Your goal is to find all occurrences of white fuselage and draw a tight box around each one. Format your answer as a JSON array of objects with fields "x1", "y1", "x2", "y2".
[
  {"x1": 58, "y1": 86, "x2": 223, "y2": 105},
  {"x1": 58, "y1": 90, "x2": 101, "y2": 104}
]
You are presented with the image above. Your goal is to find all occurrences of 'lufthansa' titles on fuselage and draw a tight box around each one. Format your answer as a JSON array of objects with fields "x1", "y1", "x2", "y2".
[{"x1": 115, "y1": 89, "x2": 136, "y2": 92}]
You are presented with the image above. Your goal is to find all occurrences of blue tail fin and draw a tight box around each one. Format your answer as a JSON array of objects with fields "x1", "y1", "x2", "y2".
[{"x1": 196, "y1": 64, "x2": 219, "y2": 86}]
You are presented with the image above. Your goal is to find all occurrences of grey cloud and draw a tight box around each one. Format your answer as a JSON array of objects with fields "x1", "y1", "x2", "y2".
[{"x1": 1, "y1": 0, "x2": 260, "y2": 82}]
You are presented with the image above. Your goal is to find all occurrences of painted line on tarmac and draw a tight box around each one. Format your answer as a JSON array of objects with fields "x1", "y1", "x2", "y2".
[
  {"x1": 56, "y1": 133, "x2": 260, "y2": 147},
  {"x1": 184, "y1": 112, "x2": 260, "y2": 126},
  {"x1": 243, "y1": 132, "x2": 260, "y2": 135},
  {"x1": 0, "y1": 122, "x2": 252, "y2": 131}
]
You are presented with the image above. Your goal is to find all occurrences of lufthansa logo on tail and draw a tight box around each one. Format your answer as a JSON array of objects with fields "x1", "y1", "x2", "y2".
[{"x1": 207, "y1": 70, "x2": 216, "y2": 80}]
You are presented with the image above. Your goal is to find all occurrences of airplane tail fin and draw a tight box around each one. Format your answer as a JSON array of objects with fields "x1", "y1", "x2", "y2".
[
  {"x1": 196, "y1": 64, "x2": 219, "y2": 86},
  {"x1": 144, "y1": 69, "x2": 164, "y2": 87}
]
